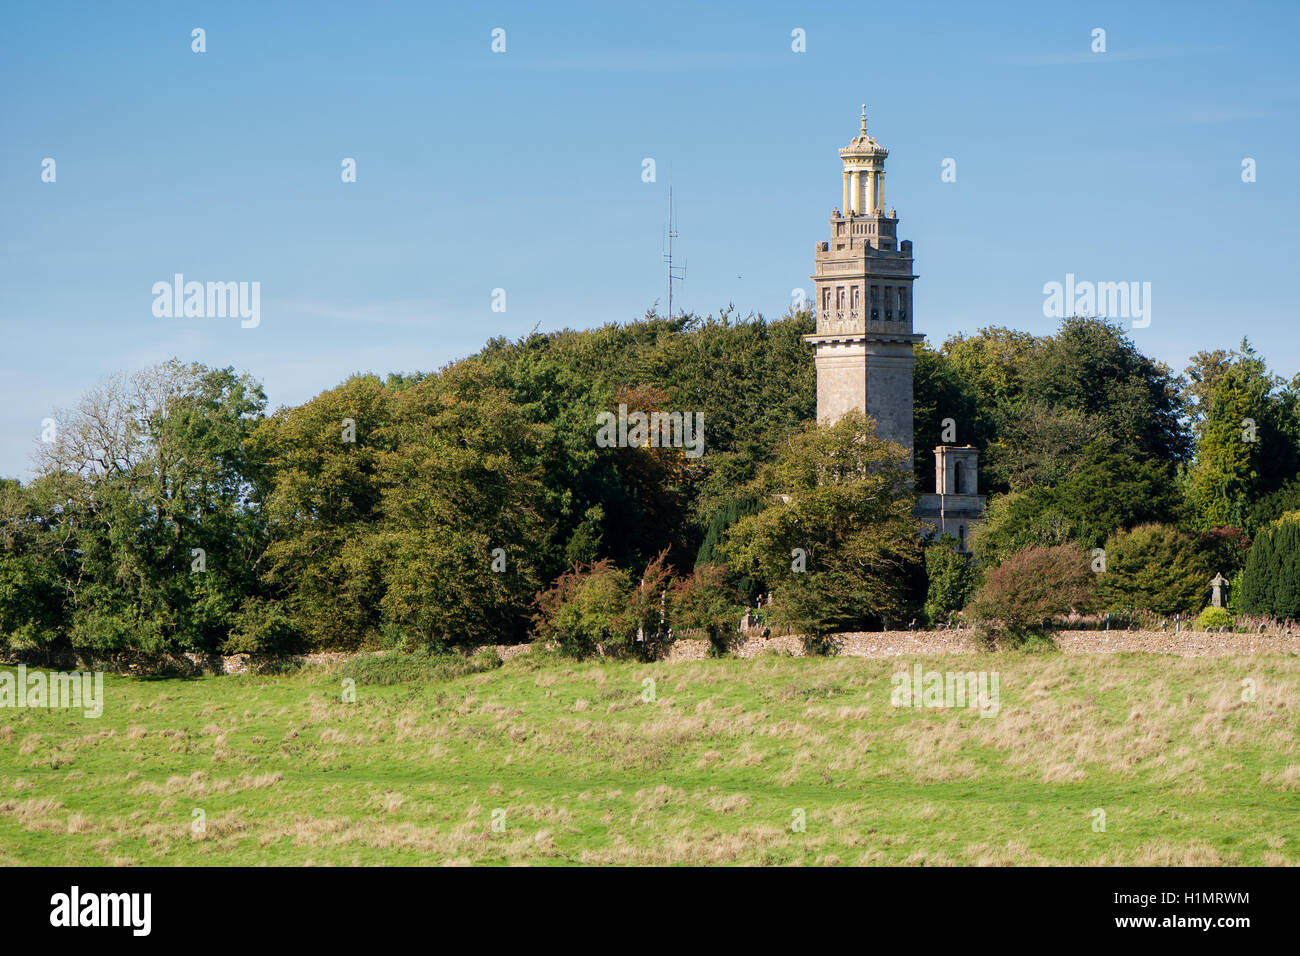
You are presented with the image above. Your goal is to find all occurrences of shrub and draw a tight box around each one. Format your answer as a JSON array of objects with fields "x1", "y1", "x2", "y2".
[
  {"x1": 1096, "y1": 523, "x2": 1209, "y2": 615},
  {"x1": 1195, "y1": 607, "x2": 1234, "y2": 631},
  {"x1": 968, "y1": 544, "x2": 1097, "y2": 641},
  {"x1": 224, "y1": 598, "x2": 305, "y2": 655},
  {"x1": 531, "y1": 560, "x2": 634, "y2": 657},
  {"x1": 1240, "y1": 518, "x2": 1300, "y2": 619},
  {"x1": 923, "y1": 535, "x2": 977, "y2": 624},
  {"x1": 669, "y1": 564, "x2": 742, "y2": 655}
]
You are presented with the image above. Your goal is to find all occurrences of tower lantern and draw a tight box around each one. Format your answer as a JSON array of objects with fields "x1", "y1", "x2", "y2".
[{"x1": 840, "y1": 105, "x2": 888, "y2": 215}]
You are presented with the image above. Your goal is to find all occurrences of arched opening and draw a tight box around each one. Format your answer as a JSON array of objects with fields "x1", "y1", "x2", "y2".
[
  {"x1": 957, "y1": 524, "x2": 966, "y2": 551},
  {"x1": 953, "y1": 460, "x2": 966, "y2": 495}
]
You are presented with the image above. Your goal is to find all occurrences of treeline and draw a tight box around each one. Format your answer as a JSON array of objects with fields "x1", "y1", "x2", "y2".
[
  {"x1": 921, "y1": 319, "x2": 1300, "y2": 627},
  {"x1": 0, "y1": 311, "x2": 814, "y2": 657},
  {"x1": 4, "y1": 311, "x2": 1300, "y2": 660}
]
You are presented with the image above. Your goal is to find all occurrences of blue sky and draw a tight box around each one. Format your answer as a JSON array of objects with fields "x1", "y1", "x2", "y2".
[{"x1": 2, "y1": 0, "x2": 1298, "y2": 478}]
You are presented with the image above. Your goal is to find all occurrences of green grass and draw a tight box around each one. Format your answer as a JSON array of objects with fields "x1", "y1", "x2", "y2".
[{"x1": 1, "y1": 649, "x2": 1297, "y2": 865}]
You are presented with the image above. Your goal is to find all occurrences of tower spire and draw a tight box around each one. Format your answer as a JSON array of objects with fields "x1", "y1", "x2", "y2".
[{"x1": 860, "y1": 103, "x2": 867, "y2": 136}]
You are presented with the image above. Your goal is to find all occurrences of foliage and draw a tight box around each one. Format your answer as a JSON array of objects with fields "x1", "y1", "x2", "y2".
[
  {"x1": 968, "y1": 544, "x2": 1098, "y2": 638},
  {"x1": 531, "y1": 560, "x2": 634, "y2": 657},
  {"x1": 695, "y1": 494, "x2": 763, "y2": 604},
  {"x1": 912, "y1": 343, "x2": 986, "y2": 492},
  {"x1": 722, "y1": 411, "x2": 922, "y2": 636},
  {"x1": 972, "y1": 443, "x2": 1183, "y2": 565},
  {"x1": 1186, "y1": 341, "x2": 1300, "y2": 532},
  {"x1": 1240, "y1": 518, "x2": 1300, "y2": 620},
  {"x1": 224, "y1": 598, "x2": 306, "y2": 655},
  {"x1": 1096, "y1": 524, "x2": 1210, "y2": 616},
  {"x1": 6, "y1": 309, "x2": 1300, "y2": 658},
  {"x1": 923, "y1": 535, "x2": 977, "y2": 624},
  {"x1": 1194, "y1": 526, "x2": 1252, "y2": 578},
  {"x1": 1195, "y1": 607, "x2": 1234, "y2": 631},
  {"x1": 668, "y1": 564, "x2": 743, "y2": 655}
]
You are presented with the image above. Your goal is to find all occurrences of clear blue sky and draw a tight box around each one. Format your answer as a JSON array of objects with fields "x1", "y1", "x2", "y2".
[{"x1": 3, "y1": 0, "x2": 1298, "y2": 479}]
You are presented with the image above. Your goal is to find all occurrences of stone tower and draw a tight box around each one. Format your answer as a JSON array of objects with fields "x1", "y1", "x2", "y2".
[
  {"x1": 804, "y1": 106, "x2": 922, "y2": 449},
  {"x1": 915, "y1": 445, "x2": 987, "y2": 553}
]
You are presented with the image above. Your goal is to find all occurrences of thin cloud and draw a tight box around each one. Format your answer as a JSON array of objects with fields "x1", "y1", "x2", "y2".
[{"x1": 996, "y1": 48, "x2": 1193, "y2": 66}]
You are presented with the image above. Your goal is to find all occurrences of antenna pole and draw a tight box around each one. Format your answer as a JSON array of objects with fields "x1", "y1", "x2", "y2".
[{"x1": 663, "y1": 188, "x2": 685, "y2": 317}]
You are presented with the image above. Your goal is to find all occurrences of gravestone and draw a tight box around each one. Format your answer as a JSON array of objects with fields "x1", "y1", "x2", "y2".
[{"x1": 1210, "y1": 572, "x2": 1228, "y2": 609}]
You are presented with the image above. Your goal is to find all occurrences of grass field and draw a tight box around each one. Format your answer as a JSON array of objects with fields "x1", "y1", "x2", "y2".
[{"x1": 2, "y1": 649, "x2": 1297, "y2": 865}]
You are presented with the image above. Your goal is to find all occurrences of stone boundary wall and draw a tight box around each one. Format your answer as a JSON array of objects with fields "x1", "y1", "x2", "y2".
[
  {"x1": 146, "y1": 628, "x2": 1300, "y2": 672},
  {"x1": 10, "y1": 629, "x2": 1294, "y2": 676}
]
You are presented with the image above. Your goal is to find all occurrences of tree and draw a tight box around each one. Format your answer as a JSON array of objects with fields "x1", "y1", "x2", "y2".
[
  {"x1": 669, "y1": 564, "x2": 742, "y2": 655},
  {"x1": 1019, "y1": 316, "x2": 1189, "y2": 466},
  {"x1": 33, "y1": 361, "x2": 268, "y2": 655},
  {"x1": 1240, "y1": 518, "x2": 1300, "y2": 620},
  {"x1": 376, "y1": 363, "x2": 549, "y2": 649},
  {"x1": 722, "y1": 411, "x2": 922, "y2": 635},
  {"x1": 968, "y1": 544, "x2": 1098, "y2": 639},
  {"x1": 923, "y1": 535, "x2": 977, "y2": 624},
  {"x1": 1194, "y1": 526, "x2": 1252, "y2": 578},
  {"x1": 531, "y1": 560, "x2": 633, "y2": 657},
  {"x1": 0, "y1": 476, "x2": 75, "y2": 654},
  {"x1": 912, "y1": 343, "x2": 985, "y2": 492},
  {"x1": 250, "y1": 374, "x2": 393, "y2": 649},
  {"x1": 1186, "y1": 342, "x2": 1300, "y2": 532},
  {"x1": 985, "y1": 403, "x2": 1107, "y2": 492},
  {"x1": 972, "y1": 443, "x2": 1184, "y2": 566},
  {"x1": 1096, "y1": 524, "x2": 1209, "y2": 615},
  {"x1": 695, "y1": 494, "x2": 762, "y2": 604}
]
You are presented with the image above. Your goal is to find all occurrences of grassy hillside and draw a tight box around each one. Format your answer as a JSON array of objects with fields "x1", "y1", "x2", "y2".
[{"x1": 2, "y1": 651, "x2": 1297, "y2": 865}]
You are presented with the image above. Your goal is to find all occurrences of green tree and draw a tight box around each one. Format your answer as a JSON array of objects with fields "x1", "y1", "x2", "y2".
[
  {"x1": 1096, "y1": 524, "x2": 1209, "y2": 615},
  {"x1": 1187, "y1": 343, "x2": 1300, "y2": 531},
  {"x1": 912, "y1": 343, "x2": 986, "y2": 492},
  {"x1": 722, "y1": 411, "x2": 922, "y2": 635},
  {"x1": 251, "y1": 374, "x2": 393, "y2": 649},
  {"x1": 669, "y1": 564, "x2": 742, "y2": 655},
  {"x1": 923, "y1": 535, "x2": 977, "y2": 624},
  {"x1": 972, "y1": 443, "x2": 1184, "y2": 565},
  {"x1": 695, "y1": 494, "x2": 762, "y2": 604},
  {"x1": 33, "y1": 361, "x2": 268, "y2": 655},
  {"x1": 531, "y1": 560, "x2": 634, "y2": 657},
  {"x1": 0, "y1": 475, "x2": 76, "y2": 654},
  {"x1": 376, "y1": 363, "x2": 549, "y2": 649},
  {"x1": 1240, "y1": 518, "x2": 1300, "y2": 620},
  {"x1": 1019, "y1": 316, "x2": 1189, "y2": 466}
]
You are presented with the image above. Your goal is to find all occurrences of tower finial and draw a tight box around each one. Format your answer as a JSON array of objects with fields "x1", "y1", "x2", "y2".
[{"x1": 860, "y1": 103, "x2": 867, "y2": 135}]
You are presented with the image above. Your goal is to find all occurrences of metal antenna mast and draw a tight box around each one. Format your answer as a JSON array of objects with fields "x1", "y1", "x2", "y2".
[{"x1": 663, "y1": 187, "x2": 686, "y2": 317}]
